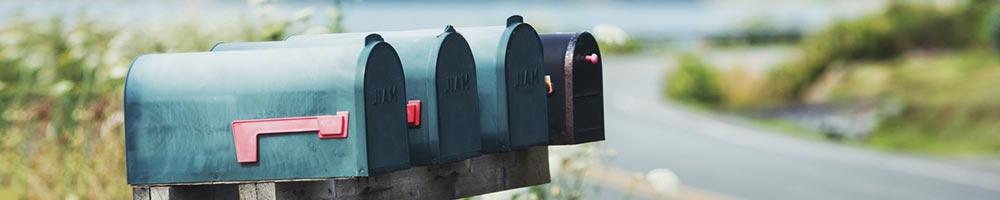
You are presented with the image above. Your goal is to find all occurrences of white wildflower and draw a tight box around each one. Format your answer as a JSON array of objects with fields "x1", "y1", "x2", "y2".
[
  {"x1": 49, "y1": 80, "x2": 74, "y2": 97},
  {"x1": 645, "y1": 168, "x2": 679, "y2": 196},
  {"x1": 109, "y1": 65, "x2": 129, "y2": 79},
  {"x1": 23, "y1": 53, "x2": 46, "y2": 70},
  {"x1": 67, "y1": 31, "x2": 87, "y2": 47}
]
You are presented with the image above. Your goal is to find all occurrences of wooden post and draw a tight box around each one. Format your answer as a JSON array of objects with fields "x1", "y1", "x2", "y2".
[
  {"x1": 132, "y1": 146, "x2": 550, "y2": 200},
  {"x1": 239, "y1": 183, "x2": 276, "y2": 200}
]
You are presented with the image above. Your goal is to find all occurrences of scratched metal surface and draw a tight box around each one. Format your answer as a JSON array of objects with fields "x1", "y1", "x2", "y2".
[{"x1": 124, "y1": 43, "x2": 409, "y2": 185}]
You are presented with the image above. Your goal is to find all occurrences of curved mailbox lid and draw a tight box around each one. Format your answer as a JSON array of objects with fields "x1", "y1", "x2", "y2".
[
  {"x1": 540, "y1": 32, "x2": 605, "y2": 145},
  {"x1": 455, "y1": 15, "x2": 549, "y2": 152},
  {"x1": 219, "y1": 29, "x2": 483, "y2": 165},
  {"x1": 124, "y1": 41, "x2": 408, "y2": 185}
]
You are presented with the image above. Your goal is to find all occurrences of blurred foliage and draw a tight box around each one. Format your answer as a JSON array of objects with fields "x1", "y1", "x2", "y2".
[
  {"x1": 664, "y1": 0, "x2": 1000, "y2": 156},
  {"x1": 717, "y1": 64, "x2": 766, "y2": 109},
  {"x1": 709, "y1": 18, "x2": 802, "y2": 47},
  {"x1": 0, "y1": 2, "x2": 343, "y2": 199},
  {"x1": 591, "y1": 24, "x2": 642, "y2": 54},
  {"x1": 520, "y1": 144, "x2": 617, "y2": 200},
  {"x1": 864, "y1": 51, "x2": 1000, "y2": 155},
  {"x1": 664, "y1": 54, "x2": 722, "y2": 106},
  {"x1": 597, "y1": 38, "x2": 641, "y2": 54},
  {"x1": 764, "y1": 0, "x2": 999, "y2": 104}
]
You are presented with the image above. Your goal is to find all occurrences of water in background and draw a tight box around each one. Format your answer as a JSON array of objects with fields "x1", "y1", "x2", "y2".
[{"x1": 0, "y1": 0, "x2": 884, "y2": 42}]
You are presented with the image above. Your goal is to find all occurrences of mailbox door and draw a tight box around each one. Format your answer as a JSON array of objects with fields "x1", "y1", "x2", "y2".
[
  {"x1": 360, "y1": 42, "x2": 411, "y2": 174},
  {"x1": 567, "y1": 33, "x2": 605, "y2": 143},
  {"x1": 432, "y1": 33, "x2": 482, "y2": 163},
  {"x1": 500, "y1": 23, "x2": 549, "y2": 150}
]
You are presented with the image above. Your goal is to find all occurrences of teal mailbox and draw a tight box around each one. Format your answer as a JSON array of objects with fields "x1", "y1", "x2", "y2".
[
  {"x1": 540, "y1": 32, "x2": 605, "y2": 145},
  {"x1": 124, "y1": 37, "x2": 410, "y2": 185},
  {"x1": 288, "y1": 15, "x2": 547, "y2": 153},
  {"x1": 450, "y1": 15, "x2": 549, "y2": 152},
  {"x1": 215, "y1": 28, "x2": 483, "y2": 165}
]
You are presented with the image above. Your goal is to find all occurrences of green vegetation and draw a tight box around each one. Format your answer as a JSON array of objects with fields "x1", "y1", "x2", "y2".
[
  {"x1": 597, "y1": 38, "x2": 642, "y2": 54},
  {"x1": 709, "y1": 18, "x2": 801, "y2": 47},
  {"x1": 765, "y1": 0, "x2": 998, "y2": 104},
  {"x1": 591, "y1": 24, "x2": 643, "y2": 54},
  {"x1": 0, "y1": 4, "x2": 343, "y2": 199},
  {"x1": 664, "y1": 54, "x2": 722, "y2": 107},
  {"x1": 865, "y1": 51, "x2": 1000, "y2": 156},
  {"x1": 664, "y1": 0, "x2": 1000, "y2": 156}
]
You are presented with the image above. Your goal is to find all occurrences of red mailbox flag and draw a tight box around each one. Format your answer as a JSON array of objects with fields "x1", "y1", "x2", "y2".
[{"x1": 231, "y1": 112, "x2": 349, "y2": 163}]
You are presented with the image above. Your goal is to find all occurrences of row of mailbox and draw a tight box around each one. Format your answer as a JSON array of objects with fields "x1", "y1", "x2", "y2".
[{"x1": 124, "y1": 16, "x2": 605, "y2": 185}]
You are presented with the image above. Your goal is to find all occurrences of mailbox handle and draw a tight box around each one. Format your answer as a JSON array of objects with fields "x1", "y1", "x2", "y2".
[
  {"x1": 231, "y1": 112, "x2": 349, "y2": 163},
  {"x1": 407, "y1": 100, "x2": 421, "y2": 127}
]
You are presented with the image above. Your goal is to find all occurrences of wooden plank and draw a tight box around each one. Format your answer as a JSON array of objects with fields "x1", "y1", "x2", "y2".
[
  {"x1": 170, "y1": 184, "x2": 239, "y2": 200},
  {"x1": 322, "y1": 146, "x2": 549, "y2": 199},
  {"x1": 238, "y1": 183, "x2": 275, "y2": 200},
  {"x1": 133, "y1": 146, "x2": 550, "y2": 200},
  {"x1": 150, "y1": 187, "x2": 169, "y2": 200},
  {"x1": 456, "y1": 145, "x2": 551, "y2": 196},
  {"x1": 132, "y1": 187, "x2": 149, "y2": 200},
  {"x1": 238, "y1": 184, "x2": 256, "y2": 200},
  {"x1": 256, "y1": 183, "x2": 277, "y2": 200}
]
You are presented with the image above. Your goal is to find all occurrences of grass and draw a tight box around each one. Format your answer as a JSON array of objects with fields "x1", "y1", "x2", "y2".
[{"x1": 863, "y1": 51, "x2": 1000, "y2": 157}]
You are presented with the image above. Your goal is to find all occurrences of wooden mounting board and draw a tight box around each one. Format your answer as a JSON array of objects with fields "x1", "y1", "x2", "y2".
[{"x1": 132, "y1": 146, "x2": 550, "y2": 200}]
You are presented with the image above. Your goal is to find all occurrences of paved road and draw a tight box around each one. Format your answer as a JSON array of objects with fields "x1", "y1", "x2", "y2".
[{"x1": 596, "y1": 53, "x2": 1000, "y2": 200}]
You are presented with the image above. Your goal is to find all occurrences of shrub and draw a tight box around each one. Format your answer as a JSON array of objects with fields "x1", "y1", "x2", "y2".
[
  {"x1": 665, "y1": 54, "x2": 722, "y2": 106},
  {"x1": 591, "y1": 24, "x2": 642, "y2": 54},
  {"x1": 763, "y1": 0, "x2": 999, "y2": 102}
]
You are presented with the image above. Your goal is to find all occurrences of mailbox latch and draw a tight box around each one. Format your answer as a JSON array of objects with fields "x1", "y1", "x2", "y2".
[
  {"x1": 584, "y1": 53, "x2": 599, "y2": 64},
  {"x1": 407, "y1": 100, "x2": 421, "y2": 127},
  {"x1": 544, "y1": 75, "x2": 553, "y2": 95},
  {"x1": 231, "y1": 112, "x2": 349, "y2": 163}
]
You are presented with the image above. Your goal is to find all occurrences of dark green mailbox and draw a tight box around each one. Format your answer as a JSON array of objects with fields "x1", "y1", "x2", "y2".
[
  {"x1": 540, "y1": 32, "x2": 605, "y2": 145},
  {"x1": 450, "y1": 15, "x2": 549, "y2": 152},
  {"x1": 124, "y1": 37, "x2": 410, "y2": 185},
  {"x1": 283, "y1": 15, "x2": 548, "y2": 153},
  {"x1": 215, "y1": 28, "x2": 483, "y2": 165}
]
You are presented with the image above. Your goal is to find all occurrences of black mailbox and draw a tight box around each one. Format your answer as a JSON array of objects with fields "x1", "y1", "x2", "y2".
[{"x1": 540, "y1": 32, "x2": 605, "y2": 145}]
